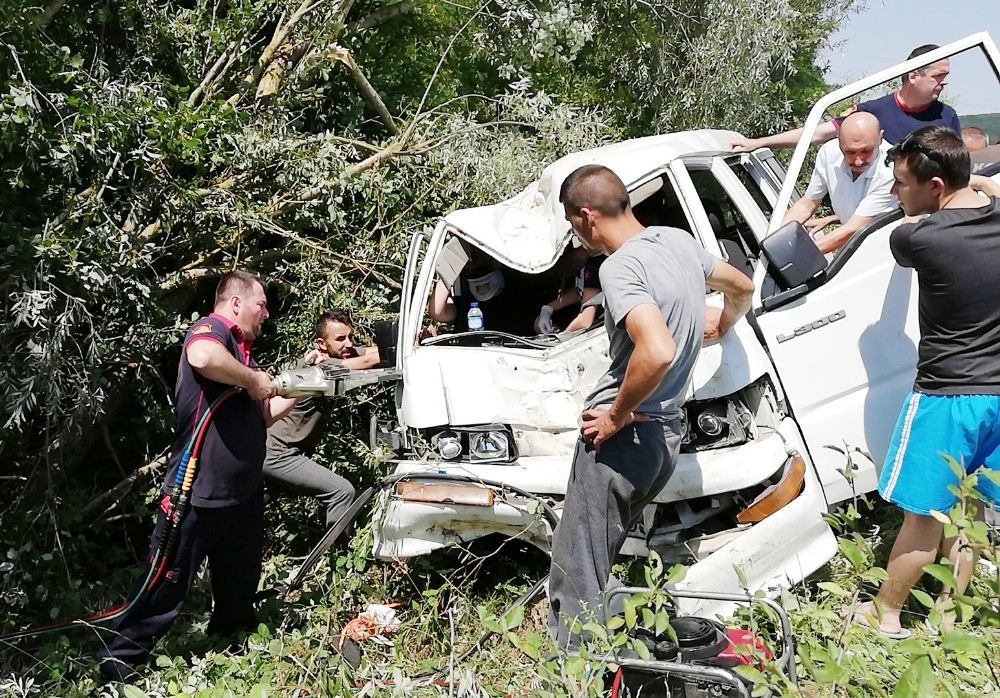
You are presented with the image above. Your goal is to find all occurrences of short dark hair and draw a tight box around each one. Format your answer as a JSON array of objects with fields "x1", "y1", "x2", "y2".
[
  {"x1": 559, "y1": 165, "x2": 630, "y2": 217},
  {"x1": 314, "y1": 310, "x2": 354, "y2": 338},
  {"x1": 887, "y1": 125, "x2": 970, "y2": 188},
  {"x1": 907, "y1": 44, "x2": 940, "y2": 61},
  {"x1": 214, "y1": 271, "x2": 264, "y2": 306},
  {"x1": 901, "y1": 44, "x2": 942, "y2": 85}
]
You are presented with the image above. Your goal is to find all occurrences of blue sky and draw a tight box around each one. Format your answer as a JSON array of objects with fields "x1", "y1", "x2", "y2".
[{"x1": 818, "y1": 0, "x2": 1000, "y2": 115}]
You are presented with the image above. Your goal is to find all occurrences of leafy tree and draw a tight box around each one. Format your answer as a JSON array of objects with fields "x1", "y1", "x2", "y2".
[
  {"x1": 0, "y1": 2, "x2": 856, "y2": 684},
  {"x1": 0, "y1": 0, "x2": 854, "y2": 492}
]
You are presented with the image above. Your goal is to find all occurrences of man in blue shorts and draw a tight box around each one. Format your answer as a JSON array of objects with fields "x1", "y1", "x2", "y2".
[
  {"x1": 732, "y1": 44, "x2": 960, "y2": 151},
  {"x1": 848, "y1": 125, "x2": 1000, "y2": 638}
]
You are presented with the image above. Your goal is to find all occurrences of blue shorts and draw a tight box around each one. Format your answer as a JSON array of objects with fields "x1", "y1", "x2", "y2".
[{"x1": 879, "y1": 391, "x2": 1000, "y2": 515}]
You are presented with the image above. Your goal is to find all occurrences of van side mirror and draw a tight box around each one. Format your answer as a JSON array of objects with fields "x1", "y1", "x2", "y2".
[
  {"x1": 760, "y1": 221, "x2": 828, "y2": 290},
  {"x1": 372, "y1": 319, "x2": 399, "y2": 368}
]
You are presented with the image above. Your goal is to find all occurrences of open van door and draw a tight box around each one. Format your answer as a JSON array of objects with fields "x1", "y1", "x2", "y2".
[
  {"x1": 753, "y1": 216, "x2": 917, "y2": 504},
  {"x1": 753, "y1": 33, "x2": 1000, "y2": 504}
]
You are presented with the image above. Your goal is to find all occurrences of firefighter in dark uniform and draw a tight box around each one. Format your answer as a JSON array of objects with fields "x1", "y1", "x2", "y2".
[{"x1": 98, "y1": 271, "x2": 298, "y2": 682}]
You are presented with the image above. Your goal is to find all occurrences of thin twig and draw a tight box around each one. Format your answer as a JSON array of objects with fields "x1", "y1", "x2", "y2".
[
  {"x1": 347, "y1": 0, "x2": 429, "y2": 32},
  {"x1": 402, "y1": 0, "x2": 491, "y2": 143},
  {"x1": 82, "y1": 452, "x2": 168, "y2": 515}
]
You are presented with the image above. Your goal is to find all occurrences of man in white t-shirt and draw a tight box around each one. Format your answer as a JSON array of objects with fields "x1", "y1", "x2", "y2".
[{"x1": 783, "y1": 111, "x2": 898, "y2": 254}]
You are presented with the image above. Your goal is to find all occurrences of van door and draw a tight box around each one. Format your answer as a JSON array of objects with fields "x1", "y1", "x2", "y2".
[{"x1": 752, "y1": 217, "x2": 919, "y2": 504}]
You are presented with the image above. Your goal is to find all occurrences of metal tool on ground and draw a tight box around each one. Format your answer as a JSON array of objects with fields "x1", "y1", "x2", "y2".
[{"x1": 604, "y1": 586, "x2": 796, "y2": 698}]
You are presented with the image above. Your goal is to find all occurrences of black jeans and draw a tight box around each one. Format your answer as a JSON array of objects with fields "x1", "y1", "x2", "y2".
[
  {"x1": 97, "y1": 488, "x2": 264, "y2": 673},
  {"x1": 547, "y1": 419, "x2": 681, "y2": 650}
]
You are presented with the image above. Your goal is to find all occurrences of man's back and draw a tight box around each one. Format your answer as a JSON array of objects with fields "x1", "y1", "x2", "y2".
[
  {"x1": 587, "y1": 226, "x2": 714, "y2": 419},
  {"x1": 890, "y1": 198, "x2": 1000, "y2": 394}
]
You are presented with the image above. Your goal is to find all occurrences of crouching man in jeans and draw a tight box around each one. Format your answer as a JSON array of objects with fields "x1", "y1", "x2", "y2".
[
  {"x1": 264, "y1": 310, "x2": 379, "y2": 527},
  {"x1": 547, "y1": 165, "x2": 754, "y2": 649},
  {"x1": 848, "y1": 125, "x2": 1000, "y2": 638}
]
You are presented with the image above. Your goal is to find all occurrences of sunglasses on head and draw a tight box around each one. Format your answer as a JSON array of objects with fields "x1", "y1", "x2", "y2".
[{"x1": 885, "y1": 132, "x2": 944, "y2": 168}]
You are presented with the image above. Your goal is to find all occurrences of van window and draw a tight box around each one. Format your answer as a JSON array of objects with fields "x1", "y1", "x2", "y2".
[
  {"x1": 685, "y1": 168, "x2": 758, "y2": 279},
  {"x1": 423, "y1": 236, "x2": 604, "y2": 343},
  {"x1": 727, "y1": 159, "x2": 774, "y2": 221},
  {"x1": 631, "y1": 174, "x2": 694, "y2": 232}
]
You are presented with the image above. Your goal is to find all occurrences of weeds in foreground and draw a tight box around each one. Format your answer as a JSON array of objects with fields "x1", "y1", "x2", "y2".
[{"x1": 2, "y1": 469, "x2": 999, "y2": 697}]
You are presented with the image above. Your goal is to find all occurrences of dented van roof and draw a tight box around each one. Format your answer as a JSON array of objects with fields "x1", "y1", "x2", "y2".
[{"x1": 442, "y1": 129, "x2": 739, "y2": 272}]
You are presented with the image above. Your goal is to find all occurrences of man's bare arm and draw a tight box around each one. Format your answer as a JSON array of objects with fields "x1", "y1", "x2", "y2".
[
  {"x1": 186, "y1": 341, "x2": 274, "y2": 400},
  {"x1": 804, "y1": 214, "x2": 839, "y2": 232},
  {"x1": 608, "y1": 304, "x2": 675, "y2": 422},
  {"x1": 815, "y1": 213, "x2": 875, "y2": 254},
  {"x1": 264, "y1": 396, "x2": 299, "y2": 426},
  {"x1": 731, "y1": 121, "x2": 838, "y2": 152},
  {"x1": 582, "y1": 303, "x2": 674, "y2": 448},
  {"x1": 343, "y1": 346, "x2": 381, "y2": 370},
  {"x1": 428, "y1": 279, "x2": 457, "y2": 323},
  {"x1": 704, "y1": 259, "x2": 754, "y2": 341},
  {"x1": 564, "y1": 287, "x2": 600, "y2": 333},
  {"x1": 970, "y1": 174, "x2": 1000, "y2": 198},
  {"x1": 782, "y1": 196, "x2": 822, "y2": 226}
]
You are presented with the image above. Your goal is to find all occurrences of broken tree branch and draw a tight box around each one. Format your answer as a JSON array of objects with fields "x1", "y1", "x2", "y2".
[
  {"x1": 256, "y1": 40, "x2": 312, "y2": 99},
  {"x1": 329, "y1": 45, "x2": 397, "y2": 134},
  {"x1": 83, "y1": 452, "x2": 167, "y2": 516},
  {"x1": 347, "y1": 0, "x2": 429, "y2": 32},
  {"x1": 188, "y1": 45, "x2": 237, "y2": 107},
  {"x1": 254, "y1": 219, "x2": 402, "y2": 288},
  {"x1": 264, "y1": 139, "x2": 406, "y2": 215},
  {"x1": 157, "y1": 266, "x2": 226, "y2": 293},
  {"x1": 228, "y1": 0, "x2": 357, "y2": 107}
]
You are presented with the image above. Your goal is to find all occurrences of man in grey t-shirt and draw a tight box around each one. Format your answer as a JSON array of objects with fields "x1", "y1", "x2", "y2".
[{"x1": 547, "y1": 165, "x2": 754, "y2": 649}]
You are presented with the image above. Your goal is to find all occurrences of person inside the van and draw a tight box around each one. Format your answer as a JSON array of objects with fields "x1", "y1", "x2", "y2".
[
  {"x1": 535, "y1": 246, "x2": 603, "y2": 335},
  {"x1": 428, "y1": 245, "x2": 545, "y2": 336},
  {"x1": 782, "y1": 111, "x2": 898, "y2": 254}
]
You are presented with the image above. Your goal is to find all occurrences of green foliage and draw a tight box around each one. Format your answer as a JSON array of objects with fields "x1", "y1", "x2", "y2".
[
  {"x1": 0, "y1": 0, "x2": 888, "y2": 694},
  {"x1": 0, "y1": 0, "x2": 855, "y2": 484}
]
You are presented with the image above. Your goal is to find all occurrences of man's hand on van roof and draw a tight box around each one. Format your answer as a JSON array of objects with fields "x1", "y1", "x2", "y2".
[{"x1": 731, "y1": 121, "x2": 838, "y2": 152}]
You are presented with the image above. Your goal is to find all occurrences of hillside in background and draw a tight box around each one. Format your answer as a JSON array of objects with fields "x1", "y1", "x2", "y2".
[{"x1": 962, "y1": 112, "x2": 1000, "y2": 142}]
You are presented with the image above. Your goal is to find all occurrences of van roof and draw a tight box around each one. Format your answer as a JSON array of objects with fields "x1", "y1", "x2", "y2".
[{"x1": 442, "y1": 129, "x2": 738, "y2": 272}]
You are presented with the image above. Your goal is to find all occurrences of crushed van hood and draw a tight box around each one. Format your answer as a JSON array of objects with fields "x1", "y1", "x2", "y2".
[
  {"x1": 442, "y1": 130, "x2": 738, "y2": 273},
  {"x1": 399, "y1": 319, "x2": 769, "y2": 435}
]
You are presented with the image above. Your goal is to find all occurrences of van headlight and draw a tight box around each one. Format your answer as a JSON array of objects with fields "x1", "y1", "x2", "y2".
[
  {"x1": 414, "y1": 424, "x2": 518, "y2": 463},
  {"x1": 470, "y1": 431, "x2": 510, "y2": 462},
  {"x1": 432, "y1": 431, "x2": 463, "y2": 460},
  {"x1": 681, "y1": 395, "x2": 754, "y2": 452}
]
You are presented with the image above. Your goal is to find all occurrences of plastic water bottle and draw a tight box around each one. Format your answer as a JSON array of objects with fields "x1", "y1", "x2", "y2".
[{"x1": 467, "y1": 301, "x2": 484, "y2": 331}]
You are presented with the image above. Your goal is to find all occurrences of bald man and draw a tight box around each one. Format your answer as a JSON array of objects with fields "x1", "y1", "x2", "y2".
[
  {"x1": 783, "y1": 111, "x2": 898, "y2": 254},
  {"x1": 962, "y1": 126, "x2": 989, "y2": 152}
]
